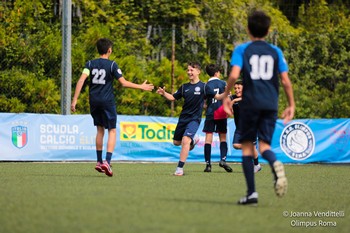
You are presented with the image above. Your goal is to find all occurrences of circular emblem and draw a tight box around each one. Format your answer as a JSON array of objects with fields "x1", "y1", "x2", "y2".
[
  {"x1": 195, "y1": 87, "x2": 200, "y2": 92},
  {"x1": 280, "y1": 122, "x2": 315, "y2": 160}
]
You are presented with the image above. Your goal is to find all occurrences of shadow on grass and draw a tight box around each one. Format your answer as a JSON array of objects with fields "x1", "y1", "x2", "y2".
[
  {"x1": 160, "y1": 196, "x2": 273, "y2": 208},
  {"x1": 16, "y1": 173, "x2": 111, "y2": 178},
  {"x1": 190, "y1": 169, "x2": 243, "y2": 174},
  {"x1": 160, "y1": 196, "x2": 234, "y2": 205}
]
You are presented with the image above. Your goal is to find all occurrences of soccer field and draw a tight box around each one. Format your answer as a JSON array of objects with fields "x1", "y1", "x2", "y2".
[{"x1": 0, "y1": 162, "x2": 349, "y2": 233}]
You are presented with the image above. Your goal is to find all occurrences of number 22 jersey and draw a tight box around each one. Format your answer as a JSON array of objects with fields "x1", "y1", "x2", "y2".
[{"x1": 83, "y1": 58, "x2": 123, "y2": 105}]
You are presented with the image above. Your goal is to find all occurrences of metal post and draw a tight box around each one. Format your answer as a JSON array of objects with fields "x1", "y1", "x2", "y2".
[
  {"x1": 61, "y1": 0, "x2": 72, "y2": 115},
  {"x1": 273, "y1": 29, "x2": 278, "y2": 45},
  {"x1": 171, "y1": 24, "x2": 175, "y2": 117}
]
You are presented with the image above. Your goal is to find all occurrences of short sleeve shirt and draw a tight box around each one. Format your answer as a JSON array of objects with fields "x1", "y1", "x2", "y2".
[
  {"x1": 205, "y1": 77, "x2": 226, "y2": 120},
  {"x1": 230, "y1": 41, "x2": 288, "y2": 110},
  {"x1": 173, "y1": 81, "x2": 215, "y2": 123},
  {"x1": 84, "y1": 58, "x2": 123, "y2": 105}
]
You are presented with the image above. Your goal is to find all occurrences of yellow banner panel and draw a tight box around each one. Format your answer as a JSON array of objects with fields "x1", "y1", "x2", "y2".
[{"x1": 120, "y1": 122, "x2": 176, "y2": 142}]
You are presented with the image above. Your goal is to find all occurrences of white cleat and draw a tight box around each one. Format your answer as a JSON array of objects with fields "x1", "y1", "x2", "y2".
[
  {"x1": 173, "y1": 167, "x2": 184, "y2": 176},
  {"x1": 254, "y1": 164, "x2": 262, "y2": 173},
  {"x1": 273, "y1": 161, "x2": 287, "y2": 197}
]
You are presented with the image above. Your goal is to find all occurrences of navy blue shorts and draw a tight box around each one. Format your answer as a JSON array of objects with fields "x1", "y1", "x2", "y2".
[
  {"x1": 203, "y1": 119, "x2": 227, "y2": 134},
  {"x1": 239, "y1": 108, "x2": 277, "y2": 145},
  {"x1": 233, "y1": 130, "x2": 242, "y2": 144},
  {"x1": 233, "y1": 130, "x2": 257, "y2": 145},
  {"x1": 90, "y1": 103, "x2": 117, "y2": 129},
  {"x1": 173, "y1": 120, "x2": 200, "y2": 141}
]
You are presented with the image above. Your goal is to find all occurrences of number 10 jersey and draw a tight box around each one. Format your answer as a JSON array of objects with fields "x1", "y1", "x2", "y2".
[{"x1": 230, "y1": 40, "x2": 288, "y2": 110}]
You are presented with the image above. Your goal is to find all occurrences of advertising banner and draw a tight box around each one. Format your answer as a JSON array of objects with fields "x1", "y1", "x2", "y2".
[{"x1": 0, "y1": 113, "x2": 349, "y2": 163}]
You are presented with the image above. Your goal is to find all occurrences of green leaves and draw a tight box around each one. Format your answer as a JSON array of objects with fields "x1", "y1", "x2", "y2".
[
  {"x1": 0, "y1": 0, "x2": 349, "y2": 118},
  {"x1": 0, "y1": 69, "x2": 60, "y2": 113}
]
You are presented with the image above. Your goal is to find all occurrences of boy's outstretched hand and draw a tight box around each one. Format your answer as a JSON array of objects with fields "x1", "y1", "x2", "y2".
[
  {"x1": 156, "y1": 86, "x2": 166, "y2": 96},
  {"x1": 141, "y1": 80, "x2": 154, "y2": 91}
]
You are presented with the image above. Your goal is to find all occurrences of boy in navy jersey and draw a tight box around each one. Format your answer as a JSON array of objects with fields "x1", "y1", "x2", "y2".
[
  {"x1": 157, "y1": 62, "x2": 225, "y2": 176},
  {"x1": 202, "y1": 64, "x2": 232, "y2": 173},
  {"x1": 229, "y1": 80, "x2": 261, "y2": 173},
  {"x1": 224, "y1": 11, "x2": 295, "y2": 205},
  {"x1": 71, "y1": 38, "x2": 154, "y2": 177}
]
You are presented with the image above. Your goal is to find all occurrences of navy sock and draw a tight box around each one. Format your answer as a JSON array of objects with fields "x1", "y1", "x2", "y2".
[
  {"x1": 261, "y1": 150, "x2": 276, "y2": 167},
  {"x1": 253, "y1": 158, "x2": 259, "y2": 165},
  {"x1": 97, "y1": 150, "x2": 103, "y2": 163},
  {"x1": 220, "y1": 142, "x2": 228, "y2": 161},
  {"x1": 242, "y1": 156, "x2": 255, "y2": 195},
  {"x1": 177, "y1": 161, "x2": 185, "y2": 168},
  {"x1": 106, "y1": 152, "x2": 112, "y2": 164},
  {"x1": 204, "y1": 144, "x2": 211, "y2": 165}
]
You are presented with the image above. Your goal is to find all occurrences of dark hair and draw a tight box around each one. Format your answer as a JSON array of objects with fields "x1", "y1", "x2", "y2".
[
  {"x1": 235, "y1": 80, "x2": 243, "y2": 85},
  {"x1": 205, "y1": 64, "x2": 220, "y2": 77},
  {"x1": 96, "y1": 38, "x2": 113, "y2": 55},
  {"x1": 188, "y1": 61, "x2": 201, "y2": 70},
  {"x1": 248, "y1": 10, "x2": 271, "y2": 38}
]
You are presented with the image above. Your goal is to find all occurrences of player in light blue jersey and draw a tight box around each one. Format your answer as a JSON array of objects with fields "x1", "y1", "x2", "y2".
[
  {"x1": 224, "y1": 11, "x2": 295, "y2": 205},
  {"x1": 71, "y1": 38, "x2": 154, "y2": 177}
]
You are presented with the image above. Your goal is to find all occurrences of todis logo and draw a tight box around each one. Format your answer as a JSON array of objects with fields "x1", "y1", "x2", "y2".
[{"x1": 122, "y1": 124, "x2": 137, "y2": 139}]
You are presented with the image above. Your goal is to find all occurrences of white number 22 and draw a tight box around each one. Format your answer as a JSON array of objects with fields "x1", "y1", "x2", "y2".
[
  {"x1": 249, "y1": 55, "x2": 274, "y2": 80},
  {"x1": 92, "y1": 69, "x2": 106, "y2": 84}
]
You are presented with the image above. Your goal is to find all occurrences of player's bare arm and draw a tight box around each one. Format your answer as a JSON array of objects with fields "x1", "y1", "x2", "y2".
[
  {"x1": 225, "y1": 66, "x2": 241, "y2": 96},
  {"x1": 157, "y1": 86, "x2": 175, "y2": 101},
  {"x1": 232, "y1": 97, "x2": 242, "y2": 104},
  {"x1": 223, "y1": 95, "x2": 241, "y2": 117},
  {"x1": 280, "y1": 72, "x2": 295, "y2": 124},
  {"x1": 118, "y1": 77, "x2": 154, "y2": 91},
  {"x1": 213, "y1": 86, "x2": 230, "y2": 101},
  {"x1": 223, "y1": 97, "x2": 233, "y2": 117},
  {"x1": 71, "y1": 73, "x2": 88, "y2": 112}
]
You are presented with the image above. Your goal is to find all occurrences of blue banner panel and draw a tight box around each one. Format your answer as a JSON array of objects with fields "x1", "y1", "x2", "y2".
[{"x1": 0, "y1": 113, "x2": 349, "y2": 163}]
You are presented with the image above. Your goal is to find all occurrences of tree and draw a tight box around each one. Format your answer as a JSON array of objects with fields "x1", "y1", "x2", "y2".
[
  {"x1": 0, "y1": 0, "x2": 349, "y2": 118},
  {"x1": 283, "y1": 0, "x2": 350, "y2": 118}
]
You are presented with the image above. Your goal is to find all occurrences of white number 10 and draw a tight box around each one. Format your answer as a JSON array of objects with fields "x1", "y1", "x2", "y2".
[{"x1": 249, "y1": 55, "x2": 274, "y2": 80}]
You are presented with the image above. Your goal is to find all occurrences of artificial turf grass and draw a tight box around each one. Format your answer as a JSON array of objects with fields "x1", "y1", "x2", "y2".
[{"x1": 0, "y1": 162, "x2": 349, "y2": 233}]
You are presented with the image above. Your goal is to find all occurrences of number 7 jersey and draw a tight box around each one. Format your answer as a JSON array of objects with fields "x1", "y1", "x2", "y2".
[
  {"x1": 230, "y1": 40, "x2": 288, "y2": 110},
  {"x1": 83, "y1": 58, "x2": 123, "y2": 104}
]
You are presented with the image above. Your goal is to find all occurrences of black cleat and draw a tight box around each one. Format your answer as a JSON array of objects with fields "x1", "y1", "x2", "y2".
[
  {"x1": 237, "y1": 192, "x2": 258, "y2": 206},
  {"x1": 190, "y1": 137, "x2": 200, "y2": 151},
  {"x1": 219, "y1": 160, "x2": 233, "y2": 172},
  {"x1": 204, "y1": 164, "x2": 211, "y2": 172}
]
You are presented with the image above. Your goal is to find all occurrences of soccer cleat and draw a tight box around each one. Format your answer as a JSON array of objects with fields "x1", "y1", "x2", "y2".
[
  {"x1": 219, "y1": 160, "x2": 233, "y2": 172},
  {"x1": 204, "y1": 164, "x2": 212, "y2": 172},
  {"x1": 189, "y1": 137, "x2": 200, "y2": 151},
  {"x1": 273, "y1": 161, "x2": 287, "y2": 197},
  {"x1": 173, "y1": 167, "x2": 184, "y2": 176},
  {"x1": 237, "y1": 192, "x2": 258, "y2": 206},
  {"x1": 254, "y1": 164, "x2": 262, "y2": 173},
  {"x1": 95, "y1": 162, "x2": 105, "y2": 173},
  {"x1": 101, "y1": 161, "x2": 113, "y2": 177}
]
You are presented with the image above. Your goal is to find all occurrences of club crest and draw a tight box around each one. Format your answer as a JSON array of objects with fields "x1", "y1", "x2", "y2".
[{"x1": 280, "y1": 122, "x2": 315, "y2": 160}]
